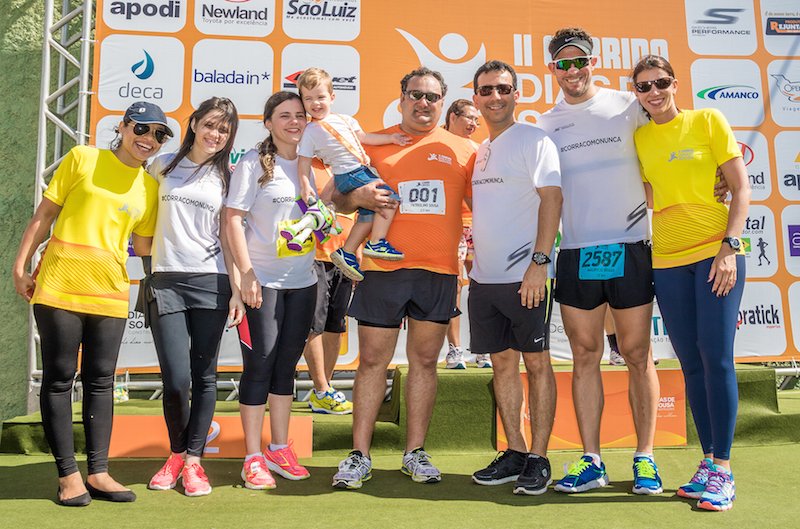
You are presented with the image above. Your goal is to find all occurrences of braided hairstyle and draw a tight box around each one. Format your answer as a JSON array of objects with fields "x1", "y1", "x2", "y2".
[{"x1": 257, "y1": 91, "x2": 302, "y2": 187}]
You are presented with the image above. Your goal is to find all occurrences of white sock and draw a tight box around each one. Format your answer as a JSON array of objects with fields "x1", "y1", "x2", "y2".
[
  {"x1": 584, "y1": 452, "x2": 602, "y2": 466},
  {"x1": 269, "y1": 443, "x2": 288, "y2": 452},
  {"x1": 314, "y1": 389, "x2": 328, "y2": 398},
  {"x1": 633, "y1": 452, "x2": 654, "y2": 461},
  {"x1": 245, "y1": 452, "x2": 262, "y2": 462}
]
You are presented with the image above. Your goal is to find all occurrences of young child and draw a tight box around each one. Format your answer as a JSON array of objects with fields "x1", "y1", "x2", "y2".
[{"x1": 296, "y1": 67, "x2": 409, "y2": 282}]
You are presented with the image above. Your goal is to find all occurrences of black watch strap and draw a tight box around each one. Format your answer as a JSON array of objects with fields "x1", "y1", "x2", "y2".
[{"x1": 532, "y1": 251, "x2": 551, "y2": 265}]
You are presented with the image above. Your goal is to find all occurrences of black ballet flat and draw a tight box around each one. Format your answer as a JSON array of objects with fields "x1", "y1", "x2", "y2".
[
  {"x1": 85, "y1": 482, "x2": 137, "y2": 503},
  {"x1": 57, "y1": 488, "x2": 91, "y2": 507}
]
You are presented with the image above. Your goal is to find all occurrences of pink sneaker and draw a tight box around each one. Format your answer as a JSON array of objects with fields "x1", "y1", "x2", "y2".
[
  {"x1": 264, "y1": 443, "x2": 310, "y2": 480},
  {"x1": 241, "y1": 455, "x2": 276, "y2": 490},
  {"x1": 148, "y1": 453, "x2": 185, "y2": 490},
  {"x1": 181, "y1": 462, "x2": 212, "y2": 497}
]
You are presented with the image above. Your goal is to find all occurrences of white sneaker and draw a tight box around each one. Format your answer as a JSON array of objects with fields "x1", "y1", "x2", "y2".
[
  {"x1": 475, "y1": 353, "x2": 492, "y2": 368},
  {"x1": 445, "y1": 344, "x2": 466, "y2": 369},
  {"x1": 332, "y1": 450, "x2": 372, "y2": 489},
  {"x1": 401, "y1": 448, "x2": 442, "y2": 483},
  {"x1": 608, "y1": 348, "x2": 626, "y2": 366}
]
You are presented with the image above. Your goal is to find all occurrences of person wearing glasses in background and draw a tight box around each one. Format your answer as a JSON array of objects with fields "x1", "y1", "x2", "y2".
[
  {"x1": 468, "y1": 60, "x2": 563, "y2": 496},
  {"x1": 632, "y1": 55, "x2": 749, "y2": 512},
  {"x1": 12, "y1": 101, "x2": 169, "y2": 506},
  {"x1": 442, "y1": 99, "x2": 491, "y2": 370},
  {"x1": 329, "y1": 67, "x2": 476, "y2": 489},
  {"x1": 534, "y1": 28, "x2": 663, "y2": 496}
]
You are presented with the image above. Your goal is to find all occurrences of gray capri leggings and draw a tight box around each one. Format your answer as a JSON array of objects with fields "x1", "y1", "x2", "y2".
[{"x1": 238, "y1": 284, "x2": 316, "y2": 404}]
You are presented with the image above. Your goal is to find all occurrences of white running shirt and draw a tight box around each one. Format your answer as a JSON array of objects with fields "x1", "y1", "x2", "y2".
[
  {"x1": 537, "y1": 88, "x2": 649, "y2": 250},
  {"x1": 225, "y1": 149, "x2": 316, "y2": 290},
  {"x1": 470, "y1": 122, "x2": 561, "y2": 284},
  {"x1": 149, "y1": 153, "x2": 227, "y2": 274},
  {"x1": 298, "y1": 114, "x2": 366, "y2": 175}
]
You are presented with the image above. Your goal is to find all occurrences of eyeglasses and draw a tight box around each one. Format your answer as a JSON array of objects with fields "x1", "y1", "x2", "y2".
[
  {"x1": 551, "y1": 56, "x2": 592, "y2": 71},
  {"x1": 405, "y1": 90, "x2": 443, "y2": 103},
  {"x1": 476, "y1": 84, "x2": 514, "y2": 96},
  {"x1": 633, "y1": 77, "x2": 675, "y2": 93},
  {"x1": 456, "y1": 113, "x2": 480, "y2": 124},
  {"x1": 479, "y1": 145, "x2": 491, "y2": 172},
  {"x1": 132, "y1": 122, "x2": 170, "y2": 144}
]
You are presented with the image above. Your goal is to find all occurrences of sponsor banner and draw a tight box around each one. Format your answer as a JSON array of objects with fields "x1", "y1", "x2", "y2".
[
  {"x1": 497, "y1": 370, "x2": 686, "y2": 450},
  {"x1": 742, "y1": 205, "x2": 779, "y2": 278},
  {"x1": 691, "y1": 58, "x2": 764, "y2": 126},
  {"x1": 775, "y1": 131, "x2": 800, "y2": 201},
  {"x1": 735, "y1": 282, "x2": 787, "y2": 357},
  {"x1": 684, "y1": 0, "x2": 758, "y2": 56},
  {"x1": 109, "y1": 415, "x2": 312, "y2": 458},
  {"x1": 102, "y1": 0, "x2": 186, "y2": 33},
  {"x1": 281, "y1": 43, "x2": 360, "y2": 115},
  {"x1": 734, "y1": 130, "x2": 771, "y2": 202},
  {"x1": 789, "y1": 282, "x2": 800, "y2": 353},
  {"x1": 195, "y1": 0, "x2": 275, "y2": 37},
  {"x1": 781, "y1": 205, "x2": 800, "y2": 277},
  {"x1": 191, "y1": 39, "x2": 274, "y2": 116},
  {"x1": 767, "y1": 60, "x2": 800, "y2": 127},
  {"x1": 282, "y1": 0, "x2": 361, "y2": 42},
  {"x1": 762, "y1": 0, "x2": 800, "y2": 56}
]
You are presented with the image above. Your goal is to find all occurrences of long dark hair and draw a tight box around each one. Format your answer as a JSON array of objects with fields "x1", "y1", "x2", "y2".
[
  {"x1": 162, "y1": 97, "x2": 239, "y2": 193},
  {"x1": 257, "y1": 91, "x2": 302, "y2": 187}
]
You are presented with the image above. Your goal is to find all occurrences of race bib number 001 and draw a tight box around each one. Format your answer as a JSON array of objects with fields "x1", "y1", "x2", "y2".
[
  {"x1": 578, "y1": 244, "x2": 625, "y2": 280},
  {"x1": 398, "y1": 180, "x2": 445, "y2": 215}
]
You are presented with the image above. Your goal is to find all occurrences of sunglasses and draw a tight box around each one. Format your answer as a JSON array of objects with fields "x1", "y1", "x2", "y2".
[
  {"x1": 132, "y1": 122, "x2": 170, "y2": 144},
  {"x1": 633, "y1": 77, "x2": 674, "y2": 93},
  {"x1": 551, "y1": 56, "x2": 592, "y2": 71},
  {"x1": 405, "y1": 90, "x2": 443, "y2": 103},
  {"x1": 476, "y1": 84, "x2": 514, "y2": 96}
]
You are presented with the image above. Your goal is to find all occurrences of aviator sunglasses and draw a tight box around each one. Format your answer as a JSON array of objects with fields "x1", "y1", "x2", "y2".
[
  {"x1": 405, "y1": 90, "x2": 443, "y2": 103},
  {"x1": 551, "y1": 56, "x2": 592, "y2": 71},
  {"x1": 476, "y1": 84, "x2": 514, "y2": 96},
  {"x1": 634, "y1": 77, "x2": 674, "y2": 93},
  {"x1": 132, "y1": 122, "x2": 171, "y2": 144}
]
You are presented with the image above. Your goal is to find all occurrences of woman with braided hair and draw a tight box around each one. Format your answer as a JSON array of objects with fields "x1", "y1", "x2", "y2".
[{"x1": 224, "y1": 91, "x2": 317, "y2": 489}]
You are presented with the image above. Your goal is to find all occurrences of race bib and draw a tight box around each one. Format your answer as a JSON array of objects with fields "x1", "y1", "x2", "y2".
[
  {"x1": 398, "y1": 180, "x2": 446, "y2": 215},
  {"x1": 276, "y1": 220, "x2": 314, "y2": 258},
  {"x1": 578, "y1": 244, "x2": 625, "y2": 280}
]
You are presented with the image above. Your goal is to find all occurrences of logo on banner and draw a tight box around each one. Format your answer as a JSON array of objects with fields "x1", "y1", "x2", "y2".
[
  {"x1": 108, "y1": 0, "x2": 182, "y2": 19},
  {"x1": 742, "y1": 206, "x2": 777, "y2": 275},
  {"x1": 734, "y1": 131, "x2": 770, "y2": 201},
  {"x1": 282, "y1": 0, "x2": 360, "y2": 41},
  {"x1": 788, "y1": 225, "x2": 800, "y2": 257},
  {"x1": 281, "y1": 43, "x2": 360, "y2": 114},
  {"x1": 285, "y1": 0, "x2": 357, "y2": 21},
  {"x1": 196, "y1": 0, "x2": 274, "y2": 37},
  {"x1": 737, "y1": 303, "x2": 782, "y2": 329},
  {"x1": 770, "y1": 74, "x2": 800, "y2": 102},
  {"x1": 738, "y1": 141, "x2": 754, "y2": 165},
  {"x1": 684, "y1": 2, "x2": 756, "y2": 56},
  {"x1": 194, "y1": 68, "x2": 269, "y2": 85},
  {"x1": 131, "y1": 50, "x2": 155, "y2": 80},
  {"x1": 691, "y1": 59, "x2": 764, "y2": 126},
  {"x1": 696, "y1": 85, "x2": 759, "y2": 100},
  {"x1": 104, "y1": 0, "x2": 185, "y2": 32},
  {"x1": 766, "y1": 17, "x2": 800, "y2": 35},
  {"x1": 282, "y1": 71, "x2": 356, "y2": 91}
]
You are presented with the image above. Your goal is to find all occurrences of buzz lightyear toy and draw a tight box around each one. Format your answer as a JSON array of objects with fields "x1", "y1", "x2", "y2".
[{"x1": 280, "y1": 197, "x2": 342, "y2": 252}]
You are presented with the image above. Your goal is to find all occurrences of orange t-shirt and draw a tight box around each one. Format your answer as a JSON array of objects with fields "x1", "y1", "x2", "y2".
[{"x1": 363, "y1": 126, "x2": 476, "y2": 275}]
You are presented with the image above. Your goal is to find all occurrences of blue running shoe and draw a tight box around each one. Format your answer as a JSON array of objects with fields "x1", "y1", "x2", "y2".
[
  {"x1": 697, "y1": 466, "x2": 735, "y2": 512},
  {"x1": 363, "y1": 239, "x2": 404, "y2": 261},
  {"x1": 632, "y1": 456, "x2": 663, "y2": 495},
  {"x1": 330, "y1": 248, "x2": 364, "y2": 282},
  {"x1": 677, "y1": 458, "x2": 712, "y2": 499},
  {"x1": 554, "y1": 455, "x2": 609, "y2": 493}
]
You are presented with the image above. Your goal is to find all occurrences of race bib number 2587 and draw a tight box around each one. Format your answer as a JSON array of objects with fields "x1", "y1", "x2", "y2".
[{"x1": 398, "y1": 180, "x2": 446, "y2": 215}]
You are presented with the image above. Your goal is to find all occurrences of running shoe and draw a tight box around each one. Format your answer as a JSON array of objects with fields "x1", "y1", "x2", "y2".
[
  {"x1": 363, "y1": 238, "x2": 404, "y2": 261},
  {"x1": 554, "y1": 455, "x2": 609, "y2": 493},
  {"x1": 264, "y1": 443, "x2": 310, "y2": 480},
  {"x1": 677, "y1": 458, "x2": 713, "y2": 499},
  {"x1": 445, "y1": 344, "x2": 466, "y2": 370},
  {"x1": 330, "y1": 248, "x2": 364, "y2": 282},
  {"x1": 632, "y1": 456, "x2": 663, "y2": 495},
  {"x1": 241, "y1": 455, "x2": 276, "y2": 490},
  {"x1": 697, "y1": 466, "x2": 735, "y2": 512},
  {"x1": 332, "y1": 450, "x2": 372, "y2": 489},
  {"x1": 475, "y1": 353, "x2": 493, "y2": 368},
  {"x1": 472, "y1": 449, "x2": 526, "y2": 485},
  {"x1": 608, "y1": 348, "x2": 626, "y2": 366},
  {"x1": 513, "y1": 454, "x2": 552, "y2": 496},
  {"x1": 309, "y1": 388, "x2": 353, "y2": 415},
  {"x1": 401, "y1": 448, "x2": 442, "y2": 483},
  {"x1": 148, "y1": 453, "x2": 185, "y2": 490},
  {"x1": 181, "y1": 462, "x2": 212, "y2": 497}
]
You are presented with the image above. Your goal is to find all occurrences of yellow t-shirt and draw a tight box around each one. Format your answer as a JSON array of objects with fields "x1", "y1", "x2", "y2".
[
  {"x1": 634, "y1": 108, "x2": 741, "y2": 268},
  {"x1": 31, "y1": 145, "x2": 159, "y2": 317}
]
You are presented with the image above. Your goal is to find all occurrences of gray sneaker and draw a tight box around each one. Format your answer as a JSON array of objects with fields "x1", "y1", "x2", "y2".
[
  {"x1": 401, "y1": 448, "x2": 442, "y2": 483},
  {"x1": 608, "y1": 348, "x2": 626, "y2": 366},
  {"x1": 332, "y1": 450, "x2": 372, "y2": 489}
]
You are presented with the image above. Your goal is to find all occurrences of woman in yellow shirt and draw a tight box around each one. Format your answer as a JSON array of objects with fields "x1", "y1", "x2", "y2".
[
  {"x1": 632, "y1": 56, "x2": 750, "y2": 512},
  {"x1": 12, "y1": 102, "x2": 170, "y2": 506}
]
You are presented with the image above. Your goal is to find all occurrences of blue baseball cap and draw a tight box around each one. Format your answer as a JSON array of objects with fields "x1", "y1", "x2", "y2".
[{"x1": 123, "y1": 101, "x2": 174, "y2": 137}]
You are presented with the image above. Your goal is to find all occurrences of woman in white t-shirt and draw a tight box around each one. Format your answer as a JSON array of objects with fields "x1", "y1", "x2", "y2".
[
  {"x1": 144, "y1": 97, "x2": 244, "y2": 497},
  {"x1": 224, "y1": 91, "x2": 318, "y2": 489}
]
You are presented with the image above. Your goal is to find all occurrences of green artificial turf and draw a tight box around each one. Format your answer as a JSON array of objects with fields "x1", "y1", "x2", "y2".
[{"x1": 1, "y1": 444, "x2": 798, "y2": 529}]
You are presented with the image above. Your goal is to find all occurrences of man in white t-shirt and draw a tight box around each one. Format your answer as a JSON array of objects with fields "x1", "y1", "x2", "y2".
[
  {"x1": 468, "y1": 60, "x2": 563, "y2": 496},
  {"x1": 536, "y1": 27, "x2": 662, "y2": 496}
]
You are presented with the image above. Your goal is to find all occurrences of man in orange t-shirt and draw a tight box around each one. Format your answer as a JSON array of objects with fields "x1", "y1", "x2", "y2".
[{"x1": 329, "y1": 67, "x2": 476, "y2": 489}]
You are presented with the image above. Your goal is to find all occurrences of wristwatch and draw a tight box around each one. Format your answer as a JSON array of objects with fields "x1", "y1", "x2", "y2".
[
  {"x1": 722, "y1": 236, "x2": 742, "y2": 251},
  {"x1": 532, "y1": 251, "x2": 552, "y2": 265}
]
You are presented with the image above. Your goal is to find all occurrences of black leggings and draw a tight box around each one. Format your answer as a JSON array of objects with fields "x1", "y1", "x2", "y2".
[
  {"x1": 239, "y1": 285, "x2": 316, "y2": 404},
  {"x1": 34, "y1": 304, "x2": 126, "y2": 478},
  {"x1": 149, "y1": 306, "x2": 228, "y2": 457}
]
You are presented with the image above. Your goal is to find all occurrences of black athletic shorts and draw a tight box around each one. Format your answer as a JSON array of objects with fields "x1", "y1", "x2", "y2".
[
  {"x1": 555, "y1": 241, "x2": 654, "y2": 310},
  {"x1": 468, "y1": 279, "x2": 553, "y2": 354},
  {"x1": 348, "y1": 269, "x2": 458, "y2": 327},
  {"x1": 311, "y1": 261, "x2": 353, "y2": 334}
]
